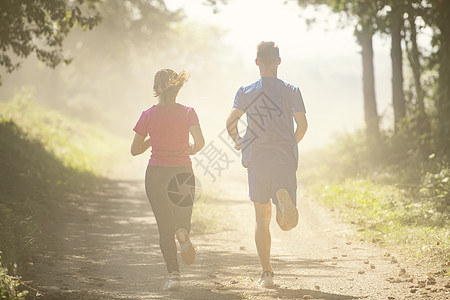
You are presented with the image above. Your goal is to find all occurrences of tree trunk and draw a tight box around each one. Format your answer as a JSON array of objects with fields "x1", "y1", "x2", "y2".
[
  {"x1": 436, "y1": 1, "x2": 450, "y2": 155},
  {"x1": 359, "y1": 28, "x2": 380, "y2": 142},
  {"x1": 405, "y1": 12, "x2": 425, "y2": 118},
  {"x1": 390, "y1": 1, "x2": 406, "y2": 132}
]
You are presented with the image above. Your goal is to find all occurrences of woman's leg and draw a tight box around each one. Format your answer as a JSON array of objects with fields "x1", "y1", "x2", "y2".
[
  {"x1": 170, "y1": 167, "x2": 195, "y2": 233},
  {"x1": 145, "y1": 166, "x2": 179, "y2": 273}
]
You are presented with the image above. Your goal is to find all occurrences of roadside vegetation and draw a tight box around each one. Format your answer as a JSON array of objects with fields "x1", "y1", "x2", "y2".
[
  {"x1": 191, "y1": 191, "x2": 230, "y2": 235},
  {"x1": 0, "y1": 93, "x2": 127, "y2": 298},
  {"x1": 300, "y1": 128, "x2": 449, "y2": 274}
]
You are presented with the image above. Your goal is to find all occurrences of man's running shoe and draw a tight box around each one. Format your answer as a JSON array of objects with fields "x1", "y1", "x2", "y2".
[{"x1": 276, "y1": 189, "x2": 298, "y2": 228}]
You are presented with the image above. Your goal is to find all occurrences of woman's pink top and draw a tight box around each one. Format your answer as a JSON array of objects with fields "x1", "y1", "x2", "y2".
[{"x1": 133, "y1": 103, "x2": 199, "y2": 167}]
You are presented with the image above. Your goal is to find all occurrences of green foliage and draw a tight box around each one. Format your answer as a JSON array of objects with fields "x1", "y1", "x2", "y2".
[
  {"x1": 191, "y1": 192, "x2": 227, "y2": 235},
  {"x1": 0, "y1": 118, "x2": 91, "y2": 270},
  {"x1": 301, "y1": 127, "x2": 449, "y2": 268},
  {"x1": 203, "y1": 0, "x2": 228, "y2": 13},
  {"x1": 0, "y1": 255, "x2": 27, "y2": 300},
  {"x1": 318, "y1": 179, "x2": 449, "y2": 266},
  {"x1": 0, "y1": 90, "x2": 127, "y2": 175},
  {"x1": 0, "y1": 92, "x2": 125, "y2": 271},
  {"x1": 421, "y1": 166, "x2": 450, "y2": 210},
  {"x1": 299, "y1": 129, "x2": 382, "y2": 186},
  {"x1": 0, "y1": 0, "x2": 101, "y2": 84},
  {"x1": 91, "y1": 0, "x2": 179, "y2": 57}
]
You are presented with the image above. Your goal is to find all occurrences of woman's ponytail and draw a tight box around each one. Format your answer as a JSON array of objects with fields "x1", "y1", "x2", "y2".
[{"x1": 153, "y1": 69, "x2": 189, "y2": 98}]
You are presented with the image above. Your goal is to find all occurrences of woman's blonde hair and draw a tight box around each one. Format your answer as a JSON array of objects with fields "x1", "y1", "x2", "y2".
[{"x1": 153, "y1": 69, "x2": 189, "y2": 98}]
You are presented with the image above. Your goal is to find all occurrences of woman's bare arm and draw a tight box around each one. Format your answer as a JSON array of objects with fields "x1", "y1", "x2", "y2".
[
  {"x1": 130, "y1": 133, "x2": 152, "y2": 156},
  {"x1": 189, "y1": 124, "x2": 205, "y2": 155}
]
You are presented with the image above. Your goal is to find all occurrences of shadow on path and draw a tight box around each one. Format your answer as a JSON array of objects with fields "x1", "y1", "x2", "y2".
[{"x1": 25, "y1": 179, "x2": 359, "y2": 300}]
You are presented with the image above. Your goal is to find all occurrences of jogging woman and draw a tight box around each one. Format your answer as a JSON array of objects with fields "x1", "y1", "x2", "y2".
[{"x1": 131, "y1": 69, "x2": 205, "y2": 291}]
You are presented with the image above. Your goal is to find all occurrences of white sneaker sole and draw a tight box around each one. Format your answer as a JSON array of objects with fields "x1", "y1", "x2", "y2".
[
  {"x1": 164, "y1": 281, "x2": 181, "y2": 291},
  {"x1": 258, "y1": 279, "x2": 274, "y2": 288},
  {"x1": 276, "y1": 189, "x2": 298, "y2": 228}
]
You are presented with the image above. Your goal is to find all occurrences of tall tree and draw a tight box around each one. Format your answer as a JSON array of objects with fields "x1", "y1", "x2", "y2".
[
  {"x1": 357, "y1": 18, "x2": 380, "y2": 142},
  {"x1": 419, "y1": 0, "x2": 450, "y2": 155},
  {"x1": 295, "y1": 0, "x2": 381, "y2": 141},
  {"x1": 404, "y1": 5, "x2": 425, "y2": 119},
  {"x1": 389, "y1": 0, "x2": 406, "y2": 132},
  {"x1": 0, "y1": 0, "x2": 101, "y2": 85},
  {"x1": 434, "y1": 1, "x2": 450, "y2": 155}
]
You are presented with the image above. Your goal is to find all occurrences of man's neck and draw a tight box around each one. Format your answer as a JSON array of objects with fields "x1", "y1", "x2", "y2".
[{"x1": 259, "y1": 67, "x2": 278, "y2": 78}]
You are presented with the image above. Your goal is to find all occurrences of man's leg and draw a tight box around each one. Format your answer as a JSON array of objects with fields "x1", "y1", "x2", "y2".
[{"x1": 254, "y1": 201, "x2": 273, "y2": 273}]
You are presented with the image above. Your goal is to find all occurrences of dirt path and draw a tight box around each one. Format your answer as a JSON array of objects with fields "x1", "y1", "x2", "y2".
[{"x1": 25, "y1": 176, "x2": 449, "y2": 300}]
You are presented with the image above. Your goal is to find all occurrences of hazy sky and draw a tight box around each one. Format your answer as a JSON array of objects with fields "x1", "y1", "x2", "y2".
[{"x1": 166, "y1": 0, "x2": 393, "y2": 152}]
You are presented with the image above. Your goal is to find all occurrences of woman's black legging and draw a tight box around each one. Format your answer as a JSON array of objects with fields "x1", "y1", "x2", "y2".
[{"x1": 145, "y1": 165, "x2": 195, "y2": 273}]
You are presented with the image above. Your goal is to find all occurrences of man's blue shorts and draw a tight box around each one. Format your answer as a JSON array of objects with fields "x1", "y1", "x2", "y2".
[{"x1": 246, "y1": 160, "x2": 297, "y2": 205}]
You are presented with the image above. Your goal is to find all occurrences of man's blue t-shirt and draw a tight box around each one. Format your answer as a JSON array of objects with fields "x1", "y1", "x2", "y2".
[{"x1": 233, "y1": 77, "x2": 306, "y2": 170}]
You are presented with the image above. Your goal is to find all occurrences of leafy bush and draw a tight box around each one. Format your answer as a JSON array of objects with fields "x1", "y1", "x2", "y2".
[
  {"x1": 0, "y1": 119, "x2": 91, "y2": 270},
  {"x1": 421, "y1": 165, "x2": 450, "y2": 210},
  {"x1": 0, "y1": 255, "x2": 27, "y2": 300},
  {"x1": 0, "y1": 91, "x2": 127, "y2": 175},
  {"x1": 318, "y1": 179, "x2": 449, "y2": 266},
  {"x1": 0, "y1": 93, "x2": 126, "y2": 271},
  {"x1": 301, "y1": 125, "x2": 449, "y2": 268}
]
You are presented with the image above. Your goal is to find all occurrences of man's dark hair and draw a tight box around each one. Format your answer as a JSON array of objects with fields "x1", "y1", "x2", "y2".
[{"x1": 256, "y1": 41, "x2": 280, "y2": 64}]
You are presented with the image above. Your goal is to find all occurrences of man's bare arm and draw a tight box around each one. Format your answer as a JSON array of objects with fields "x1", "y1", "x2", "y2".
[
  {"x1": 294, "y1": 112, "x2": 308, "y2": 143},
  {"x1": 226, "y1": 108, "x2": 245, "y2": 150}
]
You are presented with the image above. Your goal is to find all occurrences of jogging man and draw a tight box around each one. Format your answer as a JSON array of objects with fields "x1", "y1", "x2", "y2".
[{"x1": 226, "y1": 41, "x2": 308, "y2": 287}]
